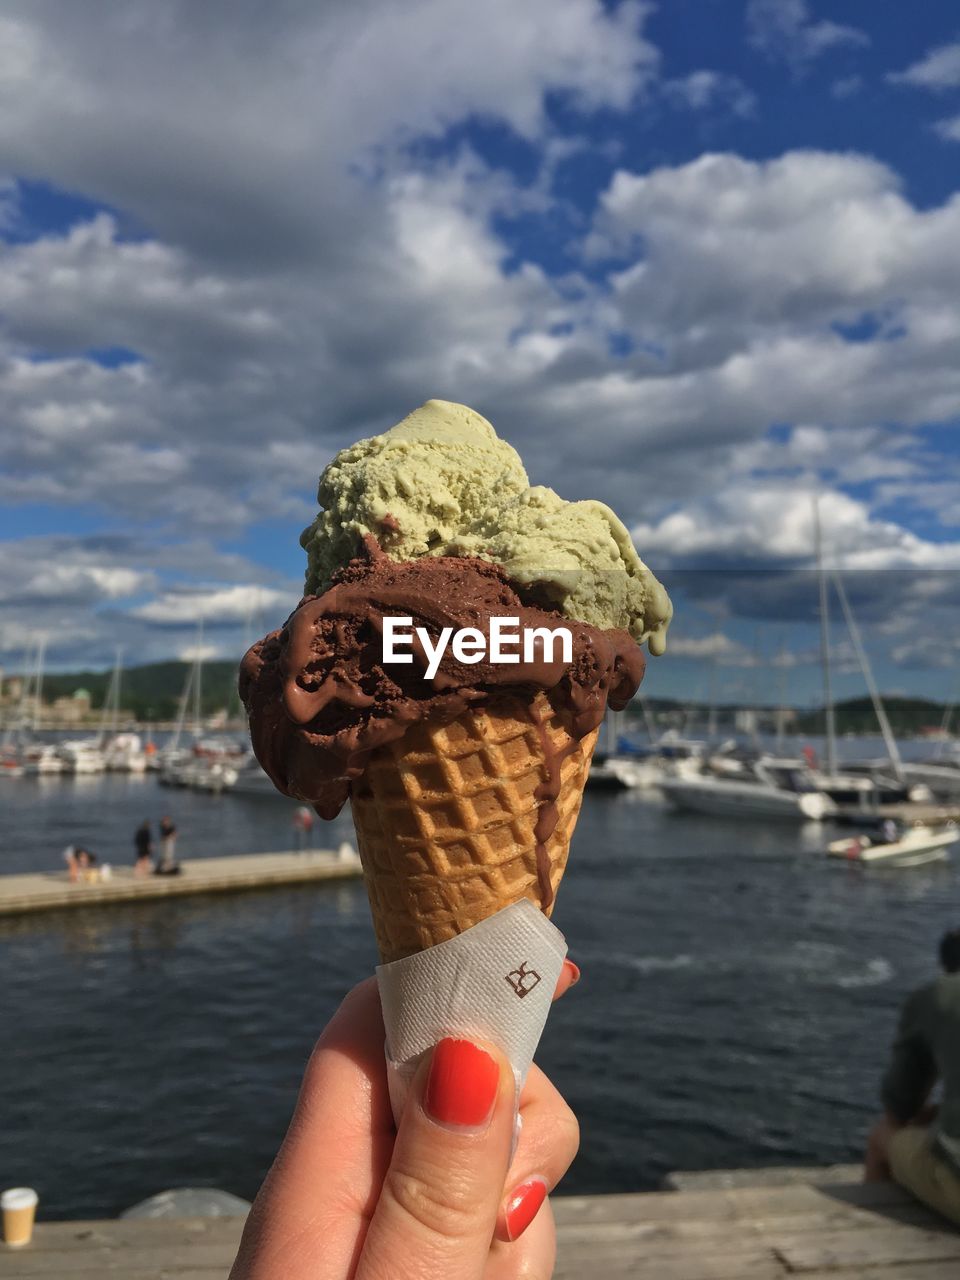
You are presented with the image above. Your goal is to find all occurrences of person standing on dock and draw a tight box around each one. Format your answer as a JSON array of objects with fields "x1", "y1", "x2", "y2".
[
  {"x1": 157, "y1": 815, "x2": 179, "y2": 874},
  {"x1": 133, "y1": 821, "x2": 153, "y2": 875},
  {"x1": 865, "y1": 928, "x2": 960, "y2": 1224},
  {"x1": 293, "y1": 805, "x2": 314, "y2": 851}
]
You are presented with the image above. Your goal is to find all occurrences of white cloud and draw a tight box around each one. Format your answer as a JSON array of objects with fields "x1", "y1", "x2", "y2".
[
  {"x1": 666, "y1": 632, "x2": 749, "y2": 663},
  {"x1": 632, "y1": 483, "x2": 960, "y2": 571},
  {"x1": 891, "y1": 634, "x2": 958, "y2": 671},
  {"x1": 935, "y1": 114, "x2": 960, "y2": 143},
  {"x1": 746, "y1": 0, "x2": 868, "y2": 67},
  {"x1": 587, "y1": 153, "x2": 960, "y2": 434},
  {"x1": 131, "y1": 585, "x2": 292, "y2": 626},
  {"x1": 889, "y1": 41, "x2": 960, "y2": 90},
  {"x1": 178, "y1": 643, "x2": 224, "y2": 664},
  {"x1": 3, "y1": 562, "x2": 153, "y2": 605},
  {"x1": 0, "y1": 0, "x2": 657, "y2": 268},
  {"x1": 662, "y1": 71, "x2": 756, "y2": 117},
  {"x1": 831, "y1": 75, "x2": 863, "y2": 99}
]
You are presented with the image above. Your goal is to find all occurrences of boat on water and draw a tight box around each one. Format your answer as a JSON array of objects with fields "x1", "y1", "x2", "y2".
[
  {"x1": 810, "y1": 766, "x2": 931, "y2": 811},
  {"x1": 826, "y1": 824, "x2": 958, "y2": 868},
  {"x1": 103, "y1": 731, "x2": 148, "y2": 773},
  {"x1": 586, "y1": 753, "x2": 664, "y2": 791},
  {"x1": 159, "y1": 756, "x2": 239, "y2": 792},
  {"x1": 854, "y1": 758, "x2": 960, "y2": 802},
  {"x1": 22, "y1": 744, "x2": 66, "y2": 775},
  {"x1": 659, "y1": 756, "x2": 837, "y2": 821},
  {"x1": 57, "y1": 739, "x2": 107, "y2": 773},
  {"x1": 229, "y1": 759, "x2": 288, "y2": 797},
  {"x1": 586, "y1": 708, "x2": 666, "y2": 791},
  {"x1": 0, "y1": 751, "x2": 24, "y2": 778}
]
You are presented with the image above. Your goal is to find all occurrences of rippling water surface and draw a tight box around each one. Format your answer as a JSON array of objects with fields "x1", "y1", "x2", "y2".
[{"x1": 1, "y1": 766, "x2": 956, "y2": 1218}]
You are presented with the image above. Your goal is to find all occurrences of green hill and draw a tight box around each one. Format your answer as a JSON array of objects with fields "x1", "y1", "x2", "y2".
[
  {"x1": 793, "y1": 696, "x2": 947, "y2": 737},
  {"x1": 40, "y1": 660, "x2": 243, "y2": 722}
]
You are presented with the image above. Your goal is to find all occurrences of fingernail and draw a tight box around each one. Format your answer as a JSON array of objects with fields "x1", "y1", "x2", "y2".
[
  {"x1": 504, "y1": 1176, "x2": 548, "y2": 1241},
  {"x1": 424, "y1": 1038, "x2": 499, "y2": 1129},
  {"x1": 563, "y1": 959, "x2": 581, "y2": 986}
]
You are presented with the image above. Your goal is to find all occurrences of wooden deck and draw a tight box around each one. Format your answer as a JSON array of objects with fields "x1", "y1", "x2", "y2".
[
  {"x1": 2, "y1": 1177, "x2": 957, "y2": 1277},
  {"x1": 0, "y1": 850, "x2": 364, "y2": 917}
]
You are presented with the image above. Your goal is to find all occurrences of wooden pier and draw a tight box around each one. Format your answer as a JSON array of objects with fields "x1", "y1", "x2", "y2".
[
  {"x1": 2, "y1": 1172, "x2": 957, "y2": 1277},
  {"x1": 0, "y1": 850, "x2": 364, "y2": 917}
]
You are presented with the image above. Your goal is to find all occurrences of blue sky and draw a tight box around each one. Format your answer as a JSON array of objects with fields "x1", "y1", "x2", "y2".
[{"x1": 0, "y1": 0, "x2": 958, "y2": 706}]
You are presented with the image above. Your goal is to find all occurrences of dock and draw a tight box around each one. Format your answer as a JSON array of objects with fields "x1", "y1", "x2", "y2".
[
  {"x1": 835, "y1": 802, "x2": 960, "y2": 827},
  {"x1": 2, "y1": 1171, "x2": 957, "y2": 1277},
  {"x1": 0, "y1": 850, "x2": 364, "y2": 917}
]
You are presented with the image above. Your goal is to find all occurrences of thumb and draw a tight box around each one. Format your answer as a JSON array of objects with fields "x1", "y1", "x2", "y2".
[{"x1": 356, "y1": 1037, "x2": 514, "y2": 1280}]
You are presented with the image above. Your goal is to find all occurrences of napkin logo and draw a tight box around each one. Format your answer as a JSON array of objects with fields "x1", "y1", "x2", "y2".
[{"x1": 504, "y1": 960, "x2": 541, "y2": 999}]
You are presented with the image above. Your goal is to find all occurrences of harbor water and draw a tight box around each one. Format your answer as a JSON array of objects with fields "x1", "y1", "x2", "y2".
[{"x1": 1, "y1": 761, "x2": 956, "y2": 1220}]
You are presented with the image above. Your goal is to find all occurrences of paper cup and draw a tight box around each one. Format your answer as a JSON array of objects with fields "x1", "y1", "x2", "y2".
[{"x1": 1, "y1": 1187, "x2": 38, "y2": 1247}]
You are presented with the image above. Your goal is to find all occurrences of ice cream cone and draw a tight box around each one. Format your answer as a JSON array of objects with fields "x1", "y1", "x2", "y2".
[{"x1": 350, "y1": 692, "x2": 598, "y2": 963}]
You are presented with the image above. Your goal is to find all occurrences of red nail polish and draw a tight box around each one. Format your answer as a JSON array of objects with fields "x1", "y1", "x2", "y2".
[
  {"x1": 504, "y1": 1177, "x2": 548, "y2": 1241},
  {"x1": 424, "y1": 1038, "x2": 499, "y2": 1128}
]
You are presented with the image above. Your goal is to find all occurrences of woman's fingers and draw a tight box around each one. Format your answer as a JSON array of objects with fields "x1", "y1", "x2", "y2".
[
  {"x1": 486, "y1": 1198, "x2": 557, "y2": 1280},
  {"x1": 552, "y1": 958, "x2": 580, "y2": 1002},
  {"x1": 229, "y1": 978, "x2": 394, "y2": 1280},
  {"x1": 493, "y1": 1063, "x2": 579, "y2": 1243},
  {"x1": 355, "y1": 1037, "x2": 517, "y2": 1280}
]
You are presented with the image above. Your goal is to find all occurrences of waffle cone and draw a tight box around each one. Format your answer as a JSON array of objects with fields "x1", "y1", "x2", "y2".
[{"x1": 350, "y1": 692, "x2": 597, "y2": 963}]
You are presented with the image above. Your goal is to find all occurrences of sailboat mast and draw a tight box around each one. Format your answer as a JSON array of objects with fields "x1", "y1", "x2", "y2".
[
  {"x1": 831, "y1": 572, "x2": 904, "y2": 781},
  {"x1": 170, "y1": 661, "x2": 193, "y2": 752},
  {"x1": 32, "y1": 636, "x2": 47, "y2": 734},
  {"x1": 192, "y1": 618, "x2": 204, "y2": 737},
  {"x1": 99, "y1": 648, "x2": 122, "y2": 746},
  {"x1": 813, "y1": 499, "x2": 837, "y2": 778}
]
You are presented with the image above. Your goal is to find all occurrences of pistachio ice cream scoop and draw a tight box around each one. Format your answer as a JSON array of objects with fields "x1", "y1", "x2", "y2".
[{"x1": 300, "y1": 399, "x2": 672, "y2": 653}]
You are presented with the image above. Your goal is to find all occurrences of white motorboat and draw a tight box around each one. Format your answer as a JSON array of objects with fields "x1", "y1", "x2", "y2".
[
  {"x1": 229, "y1": 761, "x2": 286, "y2": 798},
  {"x1": 826, "y1": 824, "x2": 958, "y2": 868},
  {"x1": 103, "y1": 732, "x2": 147, "y2": 773},
  {"x1": 586, "y1": 755, "x2": 630, "y2": 790},
  {"x1": 22, "y1": 744, "x2": 65, "y2": 775},
  {"x1": 660, "y1": 757, "x2": 837, "y2": 821},
  {"x1": 159, "y1": 757, "x2": 238, "y2": 792},
  {"x1": 58, "y1": 739, "x2": 107, "y2": 773}
]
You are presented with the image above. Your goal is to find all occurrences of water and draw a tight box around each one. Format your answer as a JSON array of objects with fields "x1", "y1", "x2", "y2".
[{"x1": 1, "y1": 770, "x2": 956, "y2": 1219}]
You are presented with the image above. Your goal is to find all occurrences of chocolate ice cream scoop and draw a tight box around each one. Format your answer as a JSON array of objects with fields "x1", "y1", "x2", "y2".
[{"x1": 240, "y1": 536, "x2": 644, "y2": 819}]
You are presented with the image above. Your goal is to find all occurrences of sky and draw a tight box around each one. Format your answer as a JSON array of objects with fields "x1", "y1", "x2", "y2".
[{"x1": 0, "y1": 0, "x2": 959, "y2": 709}]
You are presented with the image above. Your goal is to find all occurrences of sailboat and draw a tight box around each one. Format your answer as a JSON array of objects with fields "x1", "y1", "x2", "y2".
[
  {"x1": 157, "y1": 641, "x2": 203, "y2": 780},
  {"x1": 98, "y1": 650, "x2": 146, "y2": 772},
  {"x1": 158, "y1": 623, "x2": 239, "y2": 791},
  {"x1": 805, "y1": 503, "x2": 926, "y2": 814},
  {"x1": 19, "y1": 639, "x2": 68, "y2": 775}
]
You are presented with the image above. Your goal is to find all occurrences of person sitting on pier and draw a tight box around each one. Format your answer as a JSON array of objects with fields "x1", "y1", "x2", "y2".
[
  {"x1": 75, "y1": 848, "x2": 99, "y2": 884},
  {"x1": 865, "y1": 927, "x2": 960, "y2": 1224}
]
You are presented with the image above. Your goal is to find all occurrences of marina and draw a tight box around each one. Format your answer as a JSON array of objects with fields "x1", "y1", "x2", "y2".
[{"x1": 3, "y1": 1171, "x2": 958, "y2": 1278}]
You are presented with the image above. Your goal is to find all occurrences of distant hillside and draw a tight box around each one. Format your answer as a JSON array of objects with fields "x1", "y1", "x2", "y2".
[
  {"x1": 40, "y1": 660, "x2": 243, "y2": 722},
  {"x1": 793, "y1": 696, "x2": 947, "y2": 737}
]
